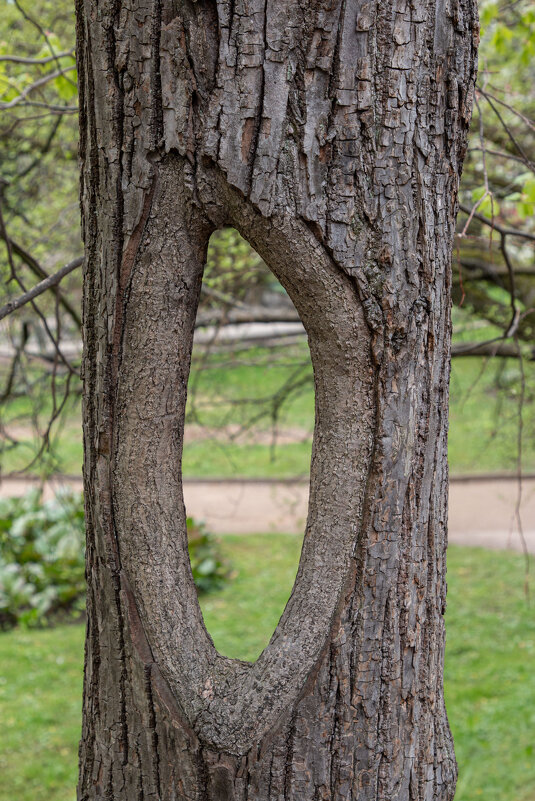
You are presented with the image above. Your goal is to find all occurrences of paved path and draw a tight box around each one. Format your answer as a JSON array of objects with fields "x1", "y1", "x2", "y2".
[{"x1": 1, "y1": 475, "x2": 533, "y2": 553}]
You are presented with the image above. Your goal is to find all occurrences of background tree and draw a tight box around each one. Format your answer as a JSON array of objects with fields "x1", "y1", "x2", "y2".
[{"x1": 453, "y1": 1, "x2": 535, "y2": 361}]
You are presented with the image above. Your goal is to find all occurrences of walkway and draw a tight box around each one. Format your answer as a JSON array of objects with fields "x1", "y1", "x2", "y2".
[{"x1": 1, "y1": 475, "x2": 533, "y2": 554}]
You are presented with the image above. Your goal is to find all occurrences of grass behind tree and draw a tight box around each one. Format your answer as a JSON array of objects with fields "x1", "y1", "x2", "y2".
[
  {"x1": 0, "y1": 538, "x2": 534, "y2": 801},
  {"x1": 1, "y1": 348, "x2": 534, "y2": 478}
]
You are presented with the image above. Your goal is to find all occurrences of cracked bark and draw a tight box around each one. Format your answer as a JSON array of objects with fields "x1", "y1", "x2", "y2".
[{"x1": 76, "y1": 1, "x2": 478, "y2": 799}]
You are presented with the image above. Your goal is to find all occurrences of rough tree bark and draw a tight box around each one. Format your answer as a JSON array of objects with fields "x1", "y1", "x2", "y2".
[{"x1": 75, "y1": 2, "x2": 478, "y2": 799}]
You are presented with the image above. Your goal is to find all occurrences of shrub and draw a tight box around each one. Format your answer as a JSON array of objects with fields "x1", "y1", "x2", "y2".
[
  {"x1": 187, "y1": 516, "x2": 231, "y2": 594},
  {"x1": 0, "y1": 489, "x2": 230, "y2": 629},
  {"x1": 0, "y1": 488, "x2": 86, "y2": 629}
]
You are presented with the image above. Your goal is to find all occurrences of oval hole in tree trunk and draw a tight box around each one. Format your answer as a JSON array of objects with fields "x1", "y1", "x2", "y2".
[
  {"x1": 183, "y1": 228, "x2": 314, "y2": 662},
  {"x1": 113, "y1": 162, "x2": 374, "y2": 751}
]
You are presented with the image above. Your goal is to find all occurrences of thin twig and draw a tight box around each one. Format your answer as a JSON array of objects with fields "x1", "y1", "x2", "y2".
[
  {"x1": 16, "y1": 115, "x2": 63, "y2": 180},
  {"x1": 13, "y1": 0, "x2": 76, "y2": 87},
  {"x1": 0, "y1": 197, "x2": 17, "y2": 282},
  {"x1": 468, "y1": 146, "x2": 530, "y2": 166},
  {"x1": 0, "y1": 234, "x2": 82, "y2": 328},
  {"x1": 451, "y1": 341, "x2": 535, "y2": 359},
  {"x1": 0, "y1": 257, "x2": 83, "y2": 321},
  {"x1": 458, "y1": 203, "x2": 535, "y2": 242},
  {"x1": 478, "y1": 87, "x2": 535, "y2": 135},
  {"x1": 0, "y1": 65, "x2": 77, "y2": 110},
  {"x1": 0, "y1": 50, "x2": 74, "y2": 65},
  {"x1": 1, "y1": 101, "x2": 78, "y2": 114},
  {"x1": 478, "y1": 89, "x2": 535, "y2": 172}
]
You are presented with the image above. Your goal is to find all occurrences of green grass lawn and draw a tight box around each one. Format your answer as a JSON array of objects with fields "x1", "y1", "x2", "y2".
[
  {"x1": 0, "y1": 539, "x2": 534, "y2": 801},
  {"x1": 2, "y1": 342, "x2": 534, "y2": 478},
  {"x1": 0, "y1": 624, "x2": 83, "y2": 801}
]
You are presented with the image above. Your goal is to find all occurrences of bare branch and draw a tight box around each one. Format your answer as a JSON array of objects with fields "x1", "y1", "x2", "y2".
[
  {"x1": 196, "y1": 305, "x2": 300, "y2": 326},
  {"x1": 0, "y1": 233, "x2": 82, "y2": 328},
  {"x1": 451, "y1": 341, "x2": 535, "y2": 360},
  {"x1": 468, "y1": 146, "x2": 530, "y2": 166},
  {"x1": 457, "y1": 257, "x2": 535, "y2": 280},
  {"x1": 458, "y1": 203, "x2": 535, "y2": 242},
  {"x1": 478, "y1": 87, "x2": 535, "y2": 135},
  {"x1": 13, "y1": 0, "x2": 76, "y2": 85},
  {"x1": 16, "y1": 115, "x2": 63, "y2": 180},
  {"x1": 1, "y1": 101, "x2": 78, "y2": 114},
  {"x1": 0, "y1": 65, "x2": 77, "y2": 110},
  {"x1": 0, "y1": 257, "x2": 83, "y2": 321},
  {"x1": 478, "y1": 88, "x2": 535, "y2": 172},
  {"x1": 0, "y1": 50, "x2": 75, "y2": 65}
]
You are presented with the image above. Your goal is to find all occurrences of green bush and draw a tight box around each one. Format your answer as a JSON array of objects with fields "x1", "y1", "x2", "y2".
[
  {"x1": 0, "y1": 489, "x2": 85, "y2": 629},
  {"x1": 186, "y1": 516, "x2": 231, "y2": 594},
  {"x1": 0, "y1": 490, "x2": 230, "y2": 629}
]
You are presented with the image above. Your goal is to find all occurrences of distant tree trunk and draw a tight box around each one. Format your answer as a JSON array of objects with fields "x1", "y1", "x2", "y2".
[{"x1": 76, "y1": 2, "x2": 478, "y2": 799}]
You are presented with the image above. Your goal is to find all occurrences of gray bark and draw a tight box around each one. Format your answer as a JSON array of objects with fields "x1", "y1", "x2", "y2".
[{"x1": 76, "y1": 2, "x2": 478, "y2": 799}]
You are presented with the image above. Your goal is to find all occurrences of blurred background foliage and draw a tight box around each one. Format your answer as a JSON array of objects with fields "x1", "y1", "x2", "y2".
[{"x1": 0, "y1": 0, "x2": 534, "y2": 480}]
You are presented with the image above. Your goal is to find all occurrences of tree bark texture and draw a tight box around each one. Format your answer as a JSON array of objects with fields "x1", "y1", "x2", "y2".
[{"x1": 76, "y1": 2, "x2": 478, "y2": 799}]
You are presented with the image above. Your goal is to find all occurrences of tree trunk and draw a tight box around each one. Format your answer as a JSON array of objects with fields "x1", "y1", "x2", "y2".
[{"x1": 76, "y1": 2, "x2": 478, "y2": 799}]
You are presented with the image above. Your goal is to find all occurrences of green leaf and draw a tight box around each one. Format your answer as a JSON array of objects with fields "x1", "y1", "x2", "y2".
[
  {"x1": 471, "y1": 187, "x2": 500, "y2": 218},
  {"x1": 54, "y1": 73, "x2": 77, "y2": 101}
]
